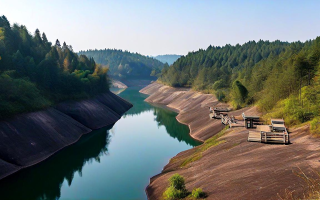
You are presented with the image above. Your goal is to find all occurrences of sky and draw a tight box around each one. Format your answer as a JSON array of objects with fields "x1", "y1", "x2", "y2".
[{"x1": 1, "y1": 0, "x2": 320, "y2": 56}]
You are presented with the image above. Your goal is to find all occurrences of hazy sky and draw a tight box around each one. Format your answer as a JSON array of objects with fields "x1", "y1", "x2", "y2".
[{"x1": 1, "y1": 0, "x2": 320, "y2": 56}]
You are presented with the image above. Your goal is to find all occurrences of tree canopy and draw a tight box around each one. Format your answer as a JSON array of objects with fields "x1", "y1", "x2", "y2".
[
  {"x1": 0, "y1": 15, "x2": 110, "y2": 119},
  {"x1": 159, "y1": 38, "x2": 320, "y2": 127},
  {"x1": 79, "y1": 49, "x2": 164, "y2": 79}
]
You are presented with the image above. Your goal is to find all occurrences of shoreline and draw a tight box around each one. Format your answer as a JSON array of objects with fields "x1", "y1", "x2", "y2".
[
  {"x1": 0, "y1": 90, "x2": 132, "y2": 181},
  {"x1": 147, "y1": 102, "x2": 204, "y2": 143},
  {"x1": 140, "y1": 82, "x2": 234, "y2": 142},
  {"x1": 141, "y1": 82, "x2": 320, "y2": 200}
]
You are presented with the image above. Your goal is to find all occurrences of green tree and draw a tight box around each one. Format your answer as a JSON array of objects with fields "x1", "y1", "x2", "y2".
[{"x1": 232, "y1": 80, "x2": 248, "y2": 108}]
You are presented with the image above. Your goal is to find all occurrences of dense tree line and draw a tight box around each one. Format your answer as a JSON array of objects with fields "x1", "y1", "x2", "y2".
[
  {"x1": 159, "y1": 38, "x2": 320, "y2": 130},
  {"x1": 0, "y1": 16, "x2": 110, "y2": 119},
  {"x1": 79, "y1": 49, "x2": 164, "y2": 79}
]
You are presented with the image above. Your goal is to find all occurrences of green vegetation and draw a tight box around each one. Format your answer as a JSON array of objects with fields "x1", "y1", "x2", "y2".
[
  {"x1": 78, "y1": 49, "x2": 165, "y2": 79},
  {"x1": 169, "y1": 174, "x2": 187, "y2": 191},
  {"x1": 153, "y1": 54, "x2": 182, "y2": 65},
  {"x1": 0, "y1": 16, "x2": 110, "y2": 119},
  {"x1": 163, "y1": 174, "x2": 207, "y2": 200},
  {"x1": 164, "y1": 174, "x2": 188, "y2": 200},
  {"x1": 164, "y1": 186, "x2": 186, "y2": 200},
  {"x1": 191, "y1": 188, "x2": 206, "y2": 199},
  {"x1": 159, "y1": 38, "x2": 320, "y2": 130},
  {"x1": 310, "y1": 117, "x2": 320, "y2": 134}
]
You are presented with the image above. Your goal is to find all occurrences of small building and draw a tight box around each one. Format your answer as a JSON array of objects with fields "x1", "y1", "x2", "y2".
[
  {"x1": 242, "y1": 113, "x2": 260, "y2": 129},
  {"x1": 271, "y1": 118, "x2": 286, "y2": 132},
  {"x1": 247, "y1": 118, "x2": 289, "y2": 144},
  {"x1": 271, "y1": 118, "x2": 285, "y2": 125}
]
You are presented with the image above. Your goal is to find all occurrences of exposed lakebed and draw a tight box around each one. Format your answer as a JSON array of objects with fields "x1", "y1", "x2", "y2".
[{"x1": 0, "y1": 87, "x2": 200, "y2": 200}]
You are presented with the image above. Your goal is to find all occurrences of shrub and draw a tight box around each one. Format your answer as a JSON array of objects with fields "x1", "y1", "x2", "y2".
[
  {"x1": 169, "y1": 174, "x2": 186, "y2": 191},
  {"x1": 215, "y1": 89, "x2": 226, "y2": 101},
  {"x1": 163, "y1": 174, "x2": 188, "y2": 199},
  {"x1": 164, "y1": 174, "x2": 208, "y2": 199},
  {"x1": 310, "y1": 117, "x2": 320, "y2": 134},
  {"x1": 191, "y1": 188, "x2": 206, "y2": 198},
  {"x1": 163, "y1": 186, "x2": 186, "y2": 200}
]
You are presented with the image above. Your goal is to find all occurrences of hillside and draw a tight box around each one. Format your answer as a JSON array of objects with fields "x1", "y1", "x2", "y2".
[
  {"x1": 153, "y1": 54, "x2": 182, "y2": 65},
  {"x1": 159, "y1": 38, "x2": 320, "y2": 130},
  {"x1": 78, "y1": 49, "x2": 164, "y2": 79},
  {"x1": 141, "y1": 83, "x2": 320, "y2": 200},
  {"x1": 0, "y1": 15, "x2": 110, "y2": 119}
]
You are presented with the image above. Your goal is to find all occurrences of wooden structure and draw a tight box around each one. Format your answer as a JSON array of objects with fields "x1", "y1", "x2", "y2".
[
  {"x1": 220, "y1": 114, "x2": 244, "y2": 128},
  {"x1": 242, "y1": 113, "x2": 260, "y2": 129},
  {"x1": 221, "y1": 114, "x2": 231, "y2": 125},
  {"x1": 271, "y1": 118, "x2": 286, "y2": 131},
  {"x1": 209, "y1": 107, "x2": 244, "y2": 128},
  {"x1": 248, "y1": 131, "x2": 289, "y2": 144},
  {"x1": 247, "y1": 119, "x2": 289, "y2": 144},
  {"x1": 209, "y1": 107, "x2": 229, "y2": 119}
]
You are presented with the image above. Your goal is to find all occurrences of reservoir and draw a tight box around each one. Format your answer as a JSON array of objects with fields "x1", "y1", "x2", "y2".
[{"x1": 0, "y1": 87, "x2": 201, "y2": 200}]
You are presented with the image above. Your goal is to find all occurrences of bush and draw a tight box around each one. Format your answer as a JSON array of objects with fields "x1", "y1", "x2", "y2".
[
  {"x1": 163, "y1": 186, "x2": 186, "y2": 200},
  {"x1": 310, "y1": 117, "x2": 320, "y2": 134},
  {"x1": 215, "y1": 89, "x2": 226, "y2": 101},
  {"x1": 164, "y1": 174, "x2": 208, "y2": 199},
  {"x1": 191, "y1": 188, "x2": 206, "y2": 198},
  {"x1": 169, "y1": 174, "x2": 186, "y2": 191},
  {"x1": 164, "y1": 174, "x2": 188, "y2": 199}
]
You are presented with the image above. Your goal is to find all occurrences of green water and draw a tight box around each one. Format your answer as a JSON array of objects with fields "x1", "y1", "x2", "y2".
[{"x1": 0, "y1": 87, "x2": 201, "y2": 200}]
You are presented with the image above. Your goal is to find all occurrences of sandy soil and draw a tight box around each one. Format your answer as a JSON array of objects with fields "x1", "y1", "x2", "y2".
[{"x1": 141, "y1": 82, "x2": 320, "y2": 200}]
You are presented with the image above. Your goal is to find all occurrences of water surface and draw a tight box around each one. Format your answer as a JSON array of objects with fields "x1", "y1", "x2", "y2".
[{"x1": 0, "y1": 87, "x2": 201, "y2": 200}]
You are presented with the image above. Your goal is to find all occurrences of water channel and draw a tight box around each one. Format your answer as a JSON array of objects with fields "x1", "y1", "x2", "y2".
[{"x1": 0, "y1": 87, "x2": 201, "y2": 200}]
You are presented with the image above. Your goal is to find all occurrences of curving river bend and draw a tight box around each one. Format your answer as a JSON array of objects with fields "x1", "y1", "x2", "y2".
[{"x1": 0, "y1": 87, "x2": 201, "y2": 200}]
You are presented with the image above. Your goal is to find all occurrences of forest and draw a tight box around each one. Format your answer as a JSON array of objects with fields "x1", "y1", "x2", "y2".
[
  {"x1": 159, "y1": 38, "x2": 320, "y2": 132},
  {"x1": 0, "y1": 15, "x2": 110, "y2": 119},
  {"x1": 79, "y1": 49, "x2": 165, "y2": 79}
]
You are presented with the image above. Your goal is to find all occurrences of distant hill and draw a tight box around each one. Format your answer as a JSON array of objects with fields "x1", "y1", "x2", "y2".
[
  {"x1": 79, "y1": 49, "x2": 164, "y2": 79},
  {"x1": 159, "y1": 38, "x2": 320, "y2": 129},
  {"x1": 153, "y1": 54, "x2": 182, "y2": 65}
]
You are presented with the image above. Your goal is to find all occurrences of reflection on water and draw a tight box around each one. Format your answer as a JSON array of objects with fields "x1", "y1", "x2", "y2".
[
  {"x1": 0, "y1": 126, "x2": 112, "y2": 200},
  {"x1": 153, "y1": 107, "x2": 200, "y2": 146},
  {"x1": 0, "y1": 87, "x2": 201, "y2": 200}
]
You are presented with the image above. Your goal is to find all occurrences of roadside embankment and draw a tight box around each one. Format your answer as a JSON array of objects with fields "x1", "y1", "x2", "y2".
[
  {"x1": 0, "y1": 91, "x2": 132, "y2": 180},
  {"x1": 141, "y1": 82, "x2": 320, "y2": 200}
]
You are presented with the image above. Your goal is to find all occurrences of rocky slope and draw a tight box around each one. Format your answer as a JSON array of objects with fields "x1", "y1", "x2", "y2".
[
  {"x1": 0, "y1": 91, "x2": 132, "y2": 180},
  {"x1": 111, "y1": 79, "x2": 128, "y2": 89},
  {"x1": 141, "y1": 82, "x2": 320, "y2": 200}
]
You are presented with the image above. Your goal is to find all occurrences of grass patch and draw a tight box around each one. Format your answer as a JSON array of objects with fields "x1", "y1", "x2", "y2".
[
  {"x1": 181, "y1": 154, "x2": 203, "y2": 167},
  {"x1": 180, "y1": 127, "x2": 229, "y2": 167}
]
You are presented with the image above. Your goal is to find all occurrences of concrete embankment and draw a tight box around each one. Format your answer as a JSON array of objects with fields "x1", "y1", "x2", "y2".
[
  {"x1": 0, "y1": 91, "x2": 132, "y2": 180},
  {"x1": 141, "y1": 82, "x2": 320, "y2": 200}
]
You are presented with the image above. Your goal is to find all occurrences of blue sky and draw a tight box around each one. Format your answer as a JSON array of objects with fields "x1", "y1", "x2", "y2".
[{"x1": 1, "y1": 0, "x2": 320, "y2": 55}]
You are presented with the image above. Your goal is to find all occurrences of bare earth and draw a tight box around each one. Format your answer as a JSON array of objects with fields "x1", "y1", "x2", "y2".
[
  {"x1": 111, "y1": 79, "x2": 128, "y2": 89},
  {"x1": 140, "y1": 82, "x2": 320, "y2": 200}
]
